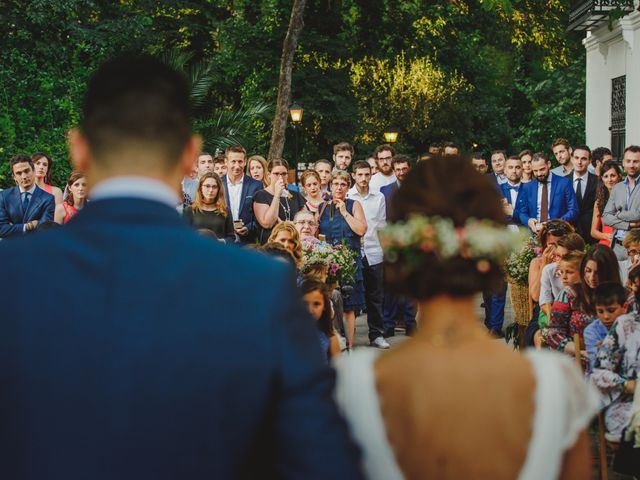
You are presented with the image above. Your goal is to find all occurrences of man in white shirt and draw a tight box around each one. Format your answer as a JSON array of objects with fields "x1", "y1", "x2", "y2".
[
  {"x1": 368, "y1": 144, "x2": 396, "y2": 192},
  {"x1": 550, "y1": 138, "x2": 573, "y2": 177},
  {"x1": 347, "y1": 160, "x2": 389, "y2": 349},
  {"x1": 222, "y1": 145, "x2": 263, "y2": 243}
]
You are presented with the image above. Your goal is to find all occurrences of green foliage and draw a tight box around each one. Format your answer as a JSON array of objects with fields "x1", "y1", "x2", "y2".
[
  {"x1": 1, "y1": 0, "x2": 590, "y2": 185},
  {"x1": 514, "y1": 56, "x2": 586, "y2": 153}
]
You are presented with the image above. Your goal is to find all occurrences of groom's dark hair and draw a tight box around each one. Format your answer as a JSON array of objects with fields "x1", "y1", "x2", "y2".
[{"x1": 81, "y1": 54, "x2": 192, "y2": 169}]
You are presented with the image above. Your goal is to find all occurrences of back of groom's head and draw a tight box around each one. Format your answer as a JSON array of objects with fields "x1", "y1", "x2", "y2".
[{"x1": 81, "y1": 54, "x2": 192, "y2": 171}]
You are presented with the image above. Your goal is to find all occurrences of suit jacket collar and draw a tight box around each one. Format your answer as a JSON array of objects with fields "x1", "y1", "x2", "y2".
[
  {"x1": 71, "y1": 197, "x2": 185, "y2": 227},
  {"x1": 11, "y1": 185, "x2": 44, "y2": 220}
]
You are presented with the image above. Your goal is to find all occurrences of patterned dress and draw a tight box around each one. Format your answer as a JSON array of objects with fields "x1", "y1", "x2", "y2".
[
  {"x1": 543, "y1": 286, "x2": 594, "y2": 362},
  {"x1": 591, "y1": 313, "x2": 640, "y2": 439}
]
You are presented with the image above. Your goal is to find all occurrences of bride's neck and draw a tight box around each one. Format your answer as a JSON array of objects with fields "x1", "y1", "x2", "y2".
[{"x1": 416, "y1": 294, "x2": 483, "y2": 339}]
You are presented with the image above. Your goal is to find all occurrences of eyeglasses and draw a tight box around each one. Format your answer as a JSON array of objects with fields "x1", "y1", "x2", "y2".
[
  {"x1": 295, "y1": 220, "x2": 318, "y2": 226},
  {"x1": 628, "y1": 249, "x2": 640, "y2": 257}
]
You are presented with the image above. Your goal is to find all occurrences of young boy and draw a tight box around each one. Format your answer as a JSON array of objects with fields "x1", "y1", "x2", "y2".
[{"x1": 584, "y1": 282, "x2": 628, "y2": 372}]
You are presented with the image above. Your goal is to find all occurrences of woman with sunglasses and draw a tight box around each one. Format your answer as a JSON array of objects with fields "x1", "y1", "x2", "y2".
[{"x1": 253, "y1": 159, "x2": 306, "y2": 243}]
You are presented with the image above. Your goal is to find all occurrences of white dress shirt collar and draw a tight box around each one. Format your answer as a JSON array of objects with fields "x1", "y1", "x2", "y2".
[
  {"x1": 90, "y1": 176, "x2": 180, "y2": 208},
  {"x1": 19, "y1": 184, "x2": 37, "y2": 195}
]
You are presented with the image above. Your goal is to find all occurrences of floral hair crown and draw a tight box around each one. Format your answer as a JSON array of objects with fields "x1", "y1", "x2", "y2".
[{"x1": 379, "y1": 215, "x2": 524, "y2": 273}]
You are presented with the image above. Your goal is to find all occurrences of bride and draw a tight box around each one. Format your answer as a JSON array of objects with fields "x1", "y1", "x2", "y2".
[{"x1": 333, "y1": 156, "x2": 601, "y2": 479}]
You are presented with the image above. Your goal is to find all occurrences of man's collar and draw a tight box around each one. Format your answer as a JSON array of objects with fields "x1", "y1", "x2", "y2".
[
  {"x1": 227, "y1": 174, "x2": 244, "y2": 186},
  {"x1": 90, "y1": 176, "x2": 180, "y2": 208},
  {"x1": 507, "y1": 181, "x2": 521, "y2": 187},
  {"x1": 19, "y1": 183, "x2": 37, "y2": 195},
  {"x1": 573, "y1": 171, "x2": 588, "y2": 180}
]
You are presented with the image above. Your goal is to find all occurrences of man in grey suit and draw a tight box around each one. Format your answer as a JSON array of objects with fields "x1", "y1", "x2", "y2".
[{"x1": 603, "y1": 145, "x2": 640, "y2": 260}]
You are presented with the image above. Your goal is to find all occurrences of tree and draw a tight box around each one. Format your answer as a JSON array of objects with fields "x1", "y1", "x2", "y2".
[{"x1": 267, "y1": 0, "x2": 307, "y2": 162}]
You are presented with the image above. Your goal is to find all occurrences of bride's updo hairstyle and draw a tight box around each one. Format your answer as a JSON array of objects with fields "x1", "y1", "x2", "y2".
[{"x1": 385, "y1": 155, "x2": 508, "y2": 300}]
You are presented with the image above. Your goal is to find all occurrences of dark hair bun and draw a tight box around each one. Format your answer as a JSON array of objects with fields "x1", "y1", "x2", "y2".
[{"x1": 385, "y1": 155, "x2": 507, "y2": 300}]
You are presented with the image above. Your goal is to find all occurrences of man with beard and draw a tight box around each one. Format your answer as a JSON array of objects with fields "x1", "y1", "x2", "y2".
[
  {"x1": 471, "y1": 153, "x2": 488, "y2": 174},
  {"x1": 603, "y1": 145, "x2": 640, "y2": 260},
  {"x1": 514, "y1": 152, "x2": 578, "y2": 234},
  {"x1": 347, "y1": 160, "x2": 389, "y2": 349},
  {"x1": 551, "y1": 138, "x2": 573, "y2": 177},
  {"x1": 369, "y1": 144, "x2": 396, "y2": 192},
  {"x1": 332, "y1": 142, "x2": 354, "y2": 172}
]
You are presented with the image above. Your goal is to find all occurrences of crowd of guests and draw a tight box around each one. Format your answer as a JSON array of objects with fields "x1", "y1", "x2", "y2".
[{"x1": 3, "y1": 137, "x2": 640, "y2": 447}]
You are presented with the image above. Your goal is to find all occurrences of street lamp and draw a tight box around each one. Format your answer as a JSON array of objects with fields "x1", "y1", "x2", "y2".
[
  {"x1": 289, "y1": 103, "x2": 304, "y2": 124},
  {"x1": 289, "y1": 103, "x2": 303, "y2": 169},
  {"x1": 383, "y1": 129, "x2": 398, "y2": 143}
]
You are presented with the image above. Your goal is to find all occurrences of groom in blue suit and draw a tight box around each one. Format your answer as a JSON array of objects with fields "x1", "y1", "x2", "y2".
[
  {"x1": 0, "y1": 155, "x2": 55, "y2": 238},
  {"x1": 514, "y1": 152, "x2": 578, "y2": 233},
  {"x1": 0, "y1": 55, "x2": 362, "y2": 479}
]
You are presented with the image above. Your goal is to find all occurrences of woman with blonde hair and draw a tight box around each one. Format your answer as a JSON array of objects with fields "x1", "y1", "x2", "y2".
[
  {"x1": 246, "y1": 155, "x2": 270, "y2": 187},
  {"x1": 183, "y1": 172, "x2": 234, "y2": 242},
  {"x1": 268, "y1": 221, "x2": 303, "y2": 268}
]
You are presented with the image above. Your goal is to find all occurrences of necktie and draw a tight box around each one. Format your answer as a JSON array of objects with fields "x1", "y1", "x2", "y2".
[
  {"x1": 575, "y1": 177, "x2": 583, "y2": 204},
  {"x1": 22, "y1": 192, "x2": 31, "y2": 213},
  {"x1": 540, "y1": 181, "x2": 548, "y2": 222}
]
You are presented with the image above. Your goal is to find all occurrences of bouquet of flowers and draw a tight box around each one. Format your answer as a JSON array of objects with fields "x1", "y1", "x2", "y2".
[
  {"x1": 329, "y1": 242, "x2": 358, "y2": 286},
  {"x1": 301, "y1": 236, "x2": 357, "y2": 286},
  {"x1": 504, "y1": 234, "x2": 540, "y2": 285}
]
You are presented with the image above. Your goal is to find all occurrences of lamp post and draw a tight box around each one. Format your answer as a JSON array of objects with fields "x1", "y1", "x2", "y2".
[
  {"x1": 383, "y1": 129, "x2": 398, "y2": 143},
  {"x1": 289, "y1": 103, "x2": 303, "y2": 167}
]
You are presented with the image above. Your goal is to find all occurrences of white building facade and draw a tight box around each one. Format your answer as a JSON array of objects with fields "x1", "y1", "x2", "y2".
[{"x1": 570, "y1": 1, "x2": 640, "y2": 158}]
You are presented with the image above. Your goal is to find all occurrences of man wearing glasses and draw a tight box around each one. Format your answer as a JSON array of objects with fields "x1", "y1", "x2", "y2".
[{"x1": 369, "y1": 144, "x2": 396, "y2": 192}]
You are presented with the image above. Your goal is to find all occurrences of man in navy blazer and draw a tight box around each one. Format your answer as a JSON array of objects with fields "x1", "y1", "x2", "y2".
[
  {"x1": 221, "y1": 145, "x2": 263, "y2": 244},
  {"x1": 0, "y1": 55, "x2": 362, "y2": 479},
  {"x1": 0, "y1": 155, "x2": 55, "y2": 238},
  {"x1": 514, "y1": 152, "x2": 578, "y2": 233},
  {"x1": 380, "y1": 155, "x2": 417, "y2": 336}
]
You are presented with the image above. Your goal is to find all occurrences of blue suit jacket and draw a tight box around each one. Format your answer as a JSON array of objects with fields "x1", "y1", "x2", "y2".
[
  {"x1": 221, "y1": 174, "x2": 263, "y2": 244},
  {"x1": 514, "y1": 174, "x2": 578, "y2": 226},
  {"x1": 0, "y1": 197, "x2": 362, "y2": 479},
  {"x1": 380, "y1": 181, "x2": 399, "y2": 218},
  {"x1": 0, "y1": 185, "x2": 55, "y2": 238},
  {"x1": 499, "y1": 182, "x2": 522, "y2": 223}
]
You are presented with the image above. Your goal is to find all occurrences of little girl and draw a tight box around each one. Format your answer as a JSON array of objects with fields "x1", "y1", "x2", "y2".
[
  {"x1": 543, "y1": 251, "x2": 591, "y2": 364},
  {"x1": 299, "y1": 278, "x2": 341, "y2": 362}
]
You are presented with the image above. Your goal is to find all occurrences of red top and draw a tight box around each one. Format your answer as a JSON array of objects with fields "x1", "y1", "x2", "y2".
[
  {"x1": 43, "y1": 183, "x2": 53, "y2": 194},
  {"x1": 62, "y1": 202, "x2": 78, "y2": 224}
]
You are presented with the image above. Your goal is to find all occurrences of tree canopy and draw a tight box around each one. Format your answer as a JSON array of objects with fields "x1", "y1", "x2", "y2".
[{"x1": 0, "y1": 0, "x2": 587, "y2": 187}]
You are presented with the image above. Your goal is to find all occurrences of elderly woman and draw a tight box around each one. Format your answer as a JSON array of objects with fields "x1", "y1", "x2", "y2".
[{"x1": 318, "y1": 170, "x2": 367, "y2": 349}]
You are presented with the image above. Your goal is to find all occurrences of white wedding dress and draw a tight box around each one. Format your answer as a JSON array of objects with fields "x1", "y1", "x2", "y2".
[{"x1": 334, "y1": 348, "x2": 601, "y2": 480}]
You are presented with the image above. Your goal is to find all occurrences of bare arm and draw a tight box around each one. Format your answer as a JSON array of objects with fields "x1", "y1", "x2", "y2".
[
  {"x1": 529, "y1": 258, "x2": 542, "y2": 302},
  {"x1": 54, "y1": 203, "x2": 65, "y2": 224},
  {"x1": 345, "y1": 200, "x2": 367, "y2": 236},
  {"x1": 52, "y1": 186, "x2": 63, "y2": 205},
  {"x1": 590, "y1": 203, "x2": 611, "y2": 242},
  {"x1": 558, "y1": 431, "x2": 591, "y2": 480}
]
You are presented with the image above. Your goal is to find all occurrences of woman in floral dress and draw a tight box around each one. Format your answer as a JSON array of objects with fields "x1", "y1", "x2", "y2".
[{"x1": 592, "y1": 311, "x2": 640, "y2": 440}]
